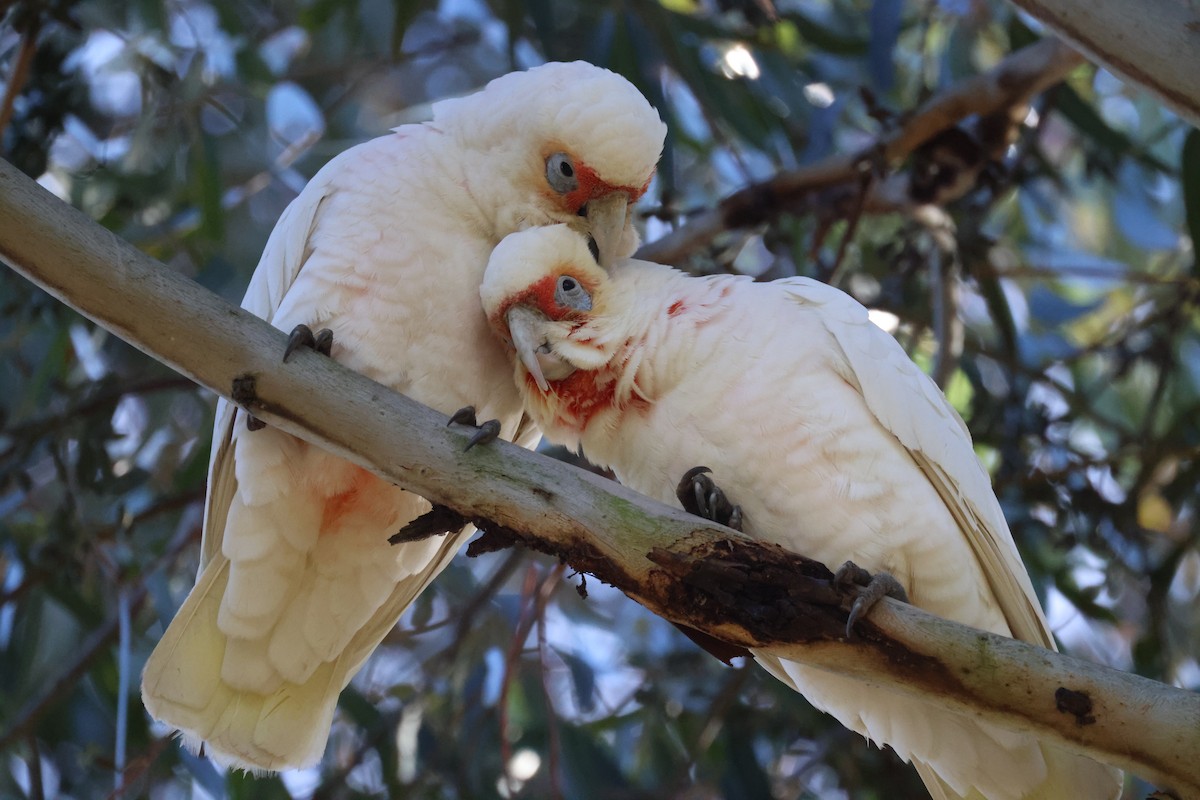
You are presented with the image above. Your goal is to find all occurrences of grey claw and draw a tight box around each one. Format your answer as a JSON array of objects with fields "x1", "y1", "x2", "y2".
[
  {"x1": 448, "y1": 406, "x2": 500, "y2": 451},
  {"x1": 313, "y1": 328, "x2": 334, "y2": 357},
  {"x1": 283, "y1": 324, "x2": 334, "y2": 363},
  {"x1": 728, "y1": 505, "x2": 743, "y2": 532},
  {"x1": 246, "y1": 414, "x2": 266, "y2": 431},
  {"x1": 835, "y1": 560, "x2": 908, "y2": 637},
  {"x1": 676, "y1": 466, "x2": 745, "y2": 531},
  {"x1": 447, "y1": 406, "x2": 479, "y2": 427},
  {"x1": 464, "y1": 419, "x2": 501, "y2": 451}
]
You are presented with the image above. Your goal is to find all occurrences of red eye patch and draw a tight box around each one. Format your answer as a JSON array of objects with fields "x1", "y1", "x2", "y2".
[{"x1": 561, "y1": 162, "x2": 653, "y2": 214}]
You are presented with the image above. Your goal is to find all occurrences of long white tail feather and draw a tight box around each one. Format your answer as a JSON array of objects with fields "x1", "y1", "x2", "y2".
[{"x1": 755, "y1": 653, "x2": 1121, "y2": 799}]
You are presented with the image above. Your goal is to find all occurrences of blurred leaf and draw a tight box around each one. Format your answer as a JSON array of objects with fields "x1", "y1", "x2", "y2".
[
  {"x1": 867, "y1": 0, "x2": 901, "y2": 92},
  {"x1": 1137, "y1": 490, "x2": 1173, "y2": 533},
  {"x1": 227, "y1": 769, "x2": 292, "y2": 800},
  {"x1": 177, "y1": 746, "x2": 227, "y2": 798},
  {"x1": 557, "y1": 649, "x2": 596, "y2": 713},
  {"x1": 560, "y1": 723, "x2": 630, "y2": 799},
  {"x1": 391, "y1": 0, "x2": 423, "y2": 58},
  {"x1": 1055, "y1": 85, "x2": 1172, "y2": 172},
  {"x1": 718, "y1": 719, "x2": 773, "y2": 800},
  {"x1": 1181, "y1": 129, "x2": 1200, "y2": 275},
  {"x1": 1027, "y1": 285, "x2": 1101, "y2": 326},
  {"x1": 779, "y1": 11, "x2": 867, "y2": 56},
  {"x1": 190, "y1": 131, "x2": 225, "y2": 243}
]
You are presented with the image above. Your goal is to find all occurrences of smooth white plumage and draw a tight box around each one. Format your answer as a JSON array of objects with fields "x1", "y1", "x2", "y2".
[
  {"x1": 479, "y1": 225, "x2": 1123, "y2": 800},
  {"x1": 141, "y1": 64, "x2": 666, "y2": 771}
]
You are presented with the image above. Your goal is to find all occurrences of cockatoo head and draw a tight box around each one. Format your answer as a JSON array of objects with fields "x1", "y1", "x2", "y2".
[
  {"x1": 432, "y1": 61, "x2": 666, "y2": 267},
  {"x1": 481, "y1": 224, "x2": 614, "y2": 391}
]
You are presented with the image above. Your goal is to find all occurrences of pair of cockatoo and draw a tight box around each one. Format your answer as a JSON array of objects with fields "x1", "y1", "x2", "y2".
[
  {"x1": 140, "y1": 58, "x2": 1120, "y2": 798},
  {"x1": 478, "y1": 224, "x2": 1123, "y2": 800}
]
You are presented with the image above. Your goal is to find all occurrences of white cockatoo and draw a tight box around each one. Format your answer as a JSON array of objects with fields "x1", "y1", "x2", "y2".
[
  {"x1": 141, "y1": 64, "x2": 666, "y2": 772},
  {"x1": 478, "y1": 225, "x2": 1123, "y2": 800}
]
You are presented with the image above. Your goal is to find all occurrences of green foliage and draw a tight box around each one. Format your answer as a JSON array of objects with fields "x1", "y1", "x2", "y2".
[{"x1": 1, "y1": 0, "x2": 1196, "y2": 798}]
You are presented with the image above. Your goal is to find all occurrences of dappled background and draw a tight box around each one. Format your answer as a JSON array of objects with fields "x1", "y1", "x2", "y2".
[{"x1": 1, "y1": 0, "x2": 1197, "y2": 797}]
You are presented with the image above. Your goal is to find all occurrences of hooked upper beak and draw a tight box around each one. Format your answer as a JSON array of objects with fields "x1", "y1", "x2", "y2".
[
  {"x1": 582, "y1": 192, "x2": 629, "y2": 270},
  {"x1": 506, "y1": 305, "x2": 551, "y2": 392}
]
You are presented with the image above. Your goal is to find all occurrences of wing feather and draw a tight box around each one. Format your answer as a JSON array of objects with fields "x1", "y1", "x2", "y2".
[
  {"x1": 779, "y1": 277, "x2": 1053, "y2": 648},
  {"x1": 198, "y1": 184, "x2": 332, "y2": 572}
]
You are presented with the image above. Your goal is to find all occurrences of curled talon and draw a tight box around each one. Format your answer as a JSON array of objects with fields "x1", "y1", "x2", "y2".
[
  {"x1": 464, "y1": 419, "x2": 502, "y2": 451},
  {"x1": 283, "y1": 323, "x2": 335, "y2": 363},
  {"x1": 447, "y1": 406, "x2": 479, "y2": 427},
  {"x1": 246, "y1": 414, "x2": 266, "y2": 432},
  {"x1": 447, "y1": 405, "x2": 502, "y2": 451},
  {"x1": 675, "y1": 466, "x2": 744, "y2": 531},
  {"x1": 313, "y1": 328, "x2": 334, "y2": 357},
  {"x1": 834, "y1": 560, "x2": 908, "y2": 637}
]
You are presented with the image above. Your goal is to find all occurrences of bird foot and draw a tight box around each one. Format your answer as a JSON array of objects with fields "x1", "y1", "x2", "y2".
[
  {"x1": 390, "y1": 504, "x2": 468, "y2": 545},
  {"x1": 448, "y1": 406, "x2": 502, "y2": 451},
  {"x1": 246, "y1": 324, "x2": 333, "y2": 431},
  {"x1": 834, "y1": 561, "x2": 908, "y2": 637},
  {"x1": 283, "y1": 323, "x2": 334, "y2": 363},
  {"x1": 675, "y1": 466, "x2": 743, "y2": 531}
]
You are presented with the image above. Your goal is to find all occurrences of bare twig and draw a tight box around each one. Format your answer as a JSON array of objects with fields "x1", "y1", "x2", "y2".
[
  {"x1": 105, "y1": 735, "x2": 170, "y2": 800},
  {"x1": 536, "y1": 600, "x2": 563, "y2": 800},
  {"x1": 636, "y1": 38, "x2": 1083, "y2": 264},
  {"x1": 0, "y1": 22, "x2": 38, "y2": 140}
]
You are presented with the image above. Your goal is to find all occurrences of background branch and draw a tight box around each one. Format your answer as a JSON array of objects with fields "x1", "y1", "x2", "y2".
[
  {"x1": 0, "y1": 155, "x2": 1197, "y2": 795},
  {"x1": 636, "y1": 38, "x2": 1083, "y2": 264}
]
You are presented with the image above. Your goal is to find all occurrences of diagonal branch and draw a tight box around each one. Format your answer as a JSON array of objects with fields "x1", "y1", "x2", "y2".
[
  {"x1": 1006, "y1": 0, "x2": 1200, "y2": 127},
  {"x1": 636, "y1": 38, "x2": 1083, "y2": 264},
  {"x1": 0, "y1": 155, "x2": 1197, "y2": 796}
]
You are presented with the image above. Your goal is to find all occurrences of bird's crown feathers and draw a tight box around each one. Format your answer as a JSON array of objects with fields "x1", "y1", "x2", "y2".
[{"x1": 433, "y1": 61, "x2": 666, "y2": 191}]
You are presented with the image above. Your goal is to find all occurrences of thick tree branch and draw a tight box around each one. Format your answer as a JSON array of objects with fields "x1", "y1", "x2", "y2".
[
  {"x1": 1, "y1": 157, "x2": 1197, "y2": 796},
  {"x1": 636, "y1": 38, "x2": 1083, "y2": 264},
  {"x1": 1007, "y1": 0, "x2": 1200, "y2": 127}
]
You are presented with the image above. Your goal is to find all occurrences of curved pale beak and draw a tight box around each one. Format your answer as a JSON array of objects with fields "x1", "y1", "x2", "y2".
[
  {"x1": 506, "y1": 305, "x2": 551, "y2": 392},
  {"x1": 583, "y1": 192, "x2": 629, "y2": 270}
]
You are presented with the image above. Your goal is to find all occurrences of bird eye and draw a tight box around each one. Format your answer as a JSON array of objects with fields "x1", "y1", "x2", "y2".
[
  {"x1": 555, "y1": 274, "x2": 592, "y2": 311},
  {"x1": 545, "y1": 153, "x2": 578, "y2": 195}
]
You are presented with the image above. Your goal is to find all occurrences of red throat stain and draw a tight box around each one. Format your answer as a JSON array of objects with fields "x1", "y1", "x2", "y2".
[{"x1": 534, "y1": 362, "x2": 649, "y2": 431}]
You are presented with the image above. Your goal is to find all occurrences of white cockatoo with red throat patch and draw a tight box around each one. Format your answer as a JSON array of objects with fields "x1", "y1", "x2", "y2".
[
  {"x1": 478, "y1": 224, "x2": 1123, "y2": 800},
  {"x1": 141, "y1": 63, "x2": 666, "y2": 772}
]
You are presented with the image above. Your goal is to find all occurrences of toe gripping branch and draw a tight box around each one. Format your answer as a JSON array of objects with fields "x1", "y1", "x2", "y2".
[
  {"x1": 834, "y1": 561, "x2": 909, "y2": 638},
  {"x1": 243, "y1": 324, "x2": 335, "y2": 432},
  {"x1": 283, "y1": 323, "x2": 334, "y2": 363},
  {"x1": 447, "y1": 406, "x2": 502, "y2": 452},
  {"x1": 673, "y1": 467, "x2": 907, "y2": 640},
  {"x1": 387, "y1": 407, "x2": 503, "y2": 545},
  {"x1": 676, "y1": 466, "x2": 743, "y2": 531}
]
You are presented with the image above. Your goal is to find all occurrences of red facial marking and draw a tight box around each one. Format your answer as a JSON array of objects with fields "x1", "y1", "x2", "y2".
[
  {"x1": 560, "y1": 161, "x2": 653, "y2": 214},
  {"x1": 495, "y1": 271, "x2": 598, "y2": 332}
]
